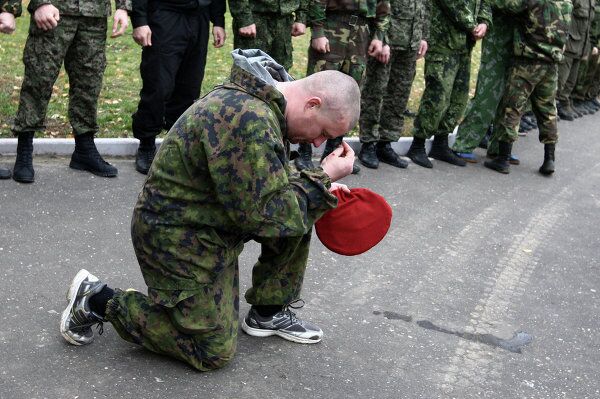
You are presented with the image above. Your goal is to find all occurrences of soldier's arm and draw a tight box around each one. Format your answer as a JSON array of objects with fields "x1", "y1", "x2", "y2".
[
  {"x1": 308, "y1": 0, "x2": 327, "y2": 39},
  {"x1": 421, "y1": 0, "x2": 431, "y2": 42},
  {"x1": 228, "y1": 0, "x2": 254, "y2": 28},
  {"x1": 295, "y1": 0, "x2": 308, "y2": 25},
  {"x1": 209, "y1": 0, "x2": 226, "y2": 28},
  {"x1": 204, "y1": 109, "x2": 337, "y2": 238},
  {"x1": 371, "y1": 0, "x2": 391, "y2": 42},
  {"x1": 478, "y1": 0, "x2": 493, "y2": 28},
  {"x1": 1, "y1": 0, "x2": 22, "y2": 17},
  {"x1": 490, "y1": 0, "x2": 529, "y2": 14},
  {"x1": 130, "y1": 0, "x2": 148, "y2": 28},
  {"x1": 435, "y1": 0, "x2": 478, "y2": 32}
]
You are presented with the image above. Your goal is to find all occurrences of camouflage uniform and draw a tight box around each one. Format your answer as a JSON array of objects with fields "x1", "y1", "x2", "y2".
[
  {"x1": 229, "y1": 0, "x2": 307, "y2": 70},
  {"x1": 452, "y1": 11, "x2": 515, "y2": 154},
  {"x1": 12, "y1": 0, "x2": 129, "y2": 137},
  {"x1": 359, "y1": 0, "x2": 429, "y2": 144},
  {"x1": 306, "y1": 0, "x2": 391, "y2": 83},
  {"x1": 556, "y1": 0, "x2": 595, "y2": 105},
  {"x1": 492, "y1": 0, "x2": 573, "y2": 144},
  {"x1": 412, "y1": 0, "x2": 492, "y2": 140},
  {"x1": 1, "y1": 0, "x2": 21, "y2": 16},
  {"x1": 572, "y1": 4, "x2": 600, "y2": 101},
  {"x1": 105, "y1": 50, "x2": 338, "y2": 371}
]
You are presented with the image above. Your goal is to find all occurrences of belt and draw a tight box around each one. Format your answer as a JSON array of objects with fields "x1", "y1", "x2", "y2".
[{"x1": 326, "y1": 12, "x2": 368, "y2": 27}]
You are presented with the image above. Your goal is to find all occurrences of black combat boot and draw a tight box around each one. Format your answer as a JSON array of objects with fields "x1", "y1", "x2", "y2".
[
  {"x1": 294, "y1": 143, "x2": 315, "y2": 170},
  {"x1": 376, "y1": 141, "x2": 408, "y2": 168},
  {"x1": 484, "y1": 141, "x2": 512, "y2": 174},
  {"x1": 135, "y1": 137, "x2": 156, "y2": 175},
  {"x1": 358, "y1": 142, "x2": 379, "y2": 169},
  {"x1": 539, "y1": 143, "x2": 555, "y2": 176},
  {"x1": 320, "y1": 137, "x2": 360, "y2": 174},
  {"x1": 429, "y1": 134, "x2": 466, "y2": 166},
  {"x1": 0, "y1": 166, "x2": 10, "y2": 179},
  {"x1": 557, "y1": 101, "x2": 575, "y2": 121},
  {"x1": 70, "y1": 133, "x2": 118, "y2": 177},
  {"x1": 406, "y1": 137, "x2": 432, "y2": 168},
  {"x1": 13, "y1": 132, "x2": 35, "y2": 183}
]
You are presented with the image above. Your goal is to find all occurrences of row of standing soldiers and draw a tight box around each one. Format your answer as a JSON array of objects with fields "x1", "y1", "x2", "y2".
[{"x1": 1, "y1": 0, "x2": 598, "y2": 180}]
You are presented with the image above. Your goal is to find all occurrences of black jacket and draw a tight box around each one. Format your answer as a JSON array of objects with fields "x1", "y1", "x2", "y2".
[{"x1": 131, "y1": 0, "x2": 226, "y2": 28}]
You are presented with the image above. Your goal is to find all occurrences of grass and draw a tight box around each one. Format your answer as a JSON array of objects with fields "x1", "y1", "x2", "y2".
[{"x1": 0, "y1": 9, "x2": 481, "y2": 138}]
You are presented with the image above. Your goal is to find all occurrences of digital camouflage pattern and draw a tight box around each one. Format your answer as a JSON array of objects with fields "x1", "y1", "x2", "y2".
[
  {"x1": 105, "y1": 58, "x2": 338, "y2": 371},
  {"x1": 493, "y1": 61, "x2": 560, "y2": 143},
  {"x1": 453, "y1": 12, "x2": 515, "y2": 154},
  {"x1": 1, "y1": 0, "x2": 21, "y2": 16},
  {"x1": 232, "y1": 13, "x2": 296, "y2": 70},
  {"x1": 12, "y1": 17, "x2": 108, "y2": 136},
  {"x1": 359, "y1": 0, "x2": 429, "y2": 143},
  {"x1": 412, "y1": 0, "x2": 491, "y2": 140},
  {"x1": 306, "y1": 0, "x2": 391, "y2": 83},
  {"x1": 229, "y1": 0, "x2": 308, "y2": 70},
  {"x1": 28, "y1": 0, "x2": 129, "y2": 17}
]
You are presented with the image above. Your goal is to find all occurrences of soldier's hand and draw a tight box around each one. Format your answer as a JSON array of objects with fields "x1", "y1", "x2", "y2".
[
  {"x1": 291, "y1": 22, "x2": 306, "y2": 37},
  {"x1": 320, "y1": 141, "x2": 355, "y2": 182},
  {"x1": 311, "y1": 37, "x2": 330, "y2": 53},
  {"x1": 472, "y1": 23, "x2": 487, "y2": 40},
  {"x1": 376, "y1": 45, "x2": 390, "y2": 64},
  {"x1": 213, "y1": 26, "x2": 226, "y2": 47},
  {"x1": 368, "y1": 39, "x2": 383, "y2": 58},
  {"x1": 239, "y1": 24, "x2": 256, "y2": 38},
  {"x1": 133, "y1": 25, "x2": 152, "y2": 47},
  {"x1": 329, "y1": 182, "x2": 351, "y2": 193},
  {"x1": 111, "y1": 9, "x2": 129, "y2": 38},
  {"x1": 0, "y1": 12, "x2": 16, "y2": 34},
  {"x1": 593, "y1": 47, "x2": 599, "y2": 56},
  {"x1": 417, "y1": 40, "x2": 428, "y2": 59},
  {"x1": 34, "y1": 4, "x2": 60, "y2": 31}
]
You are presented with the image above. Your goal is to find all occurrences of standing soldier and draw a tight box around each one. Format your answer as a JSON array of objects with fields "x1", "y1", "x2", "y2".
[
  {"x1": 571, "y1": 4, "x2": 600, "y2": 113},
  {"x1": 10, "y1": 0, "x2": 129, "y2": 183},
  {"x1": 556, "y1": 0, "x2": 595, "y2": 121},
  {"x1": 228, "y1": 0, "x2": 307, "y2": 71},
  {"x1": 485, "y1": 0, "x2": 573, "y2": 175},
  {"x1": 0, "y1": 0, "x2": 21, "y2": 180},
  {"x1": 294, "y1": 0, "x2": 390, "y2": 174},
  {"x1": 406, "y1": 0, "x2": 491, "y2": 169},
  {"x1": 357, "y1": 0, "x2": 429, "y2": 170}
]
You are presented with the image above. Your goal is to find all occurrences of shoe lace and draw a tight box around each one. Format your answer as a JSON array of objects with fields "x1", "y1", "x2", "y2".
[{"x1": 282, "y1": 299, "x2": 305, "y2": 324}]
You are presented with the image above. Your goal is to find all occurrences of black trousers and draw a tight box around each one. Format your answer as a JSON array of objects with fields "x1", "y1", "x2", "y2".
[{"x1": 132, "y1": 7, "x2": 210, "y2": 140}]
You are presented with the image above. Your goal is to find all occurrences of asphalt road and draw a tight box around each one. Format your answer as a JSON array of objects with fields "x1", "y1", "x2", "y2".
[{"x1": 1, "y1": 114, "x2": 599, "y2": 399}]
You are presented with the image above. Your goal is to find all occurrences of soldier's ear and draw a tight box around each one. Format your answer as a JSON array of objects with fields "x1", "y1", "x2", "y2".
[{"x1": 305, "y1": 97, "x2": 322, "y2": 110}]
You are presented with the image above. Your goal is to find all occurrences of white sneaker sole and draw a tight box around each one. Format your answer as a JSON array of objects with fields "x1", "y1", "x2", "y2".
[
  {"x1": 241, "y1": 318, "x2": 322, "y2": 344},
  {"x1": 59, "y1": 269, "x2": 91, "y2": 346}
]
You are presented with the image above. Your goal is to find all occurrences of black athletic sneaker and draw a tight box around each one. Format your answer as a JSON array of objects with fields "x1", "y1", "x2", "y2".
[
  {"x1": 60, "y1": 269, "x2": 106, "y2": 346},
  {"x1": 242, "y1": 300, "x2": 323, "y2": 344}
]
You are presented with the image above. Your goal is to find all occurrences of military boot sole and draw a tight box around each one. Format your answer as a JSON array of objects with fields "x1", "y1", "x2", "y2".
[
  {"x1": 378, "y1": 157, "x2": 408, "y2": 169},
  {"x1": 429, "y1": 151, "x2": 467, "y2": 167},
  {"x1": 539, "y1": 161, "x2": 555, "y2": 176},
  {"x1": 484, "y1": 160, "x2": 510, "y2": 174},
  {"x1": 407, "y1": 151, "x2": 433, "y2": 168},
  {"x1": 69, "y1": 160, "x2": 118, "y2": 178}
]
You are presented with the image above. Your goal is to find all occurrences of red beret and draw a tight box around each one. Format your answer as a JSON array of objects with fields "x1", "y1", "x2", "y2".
[{"x1": 315, "y1": 188, "x2": 392, "y2": 256}]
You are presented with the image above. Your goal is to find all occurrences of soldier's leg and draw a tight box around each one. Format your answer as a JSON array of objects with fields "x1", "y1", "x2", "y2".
[
  {"x1": 530, "y1": 64, "x2": 559, "y2": 175},
  {"x1": 562, "y1": 58, "x2": 582, "y2": 103},
  {"x1": 556, "y1": 55, "x2": 578, "y2": 119},
  {"x1": 267, "y1": 14, "x2": 294, "y2": 71},
  {"x1": 453, "y1": 21, "x2": 513, "y2": 154},
  {"x1": 571, "y1": 55, "x2": 589, "y2": 102},
  {"x1": 163, "y1": 9, "x2": 210, "y2": 130},
  {"x1": 583, "y1": 52, "x2": 600, "y2": 99}
]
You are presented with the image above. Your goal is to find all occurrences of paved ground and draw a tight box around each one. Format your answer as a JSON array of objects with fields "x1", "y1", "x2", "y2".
[{"x1": 1, "y1": 114, "x2": 599, "y2": 399}]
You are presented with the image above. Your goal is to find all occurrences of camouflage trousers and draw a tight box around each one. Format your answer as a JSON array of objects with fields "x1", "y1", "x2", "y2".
[
  {"x1": 413, "y1": 51, "x2": 471, "y2": 140},
  {"x1": 105, "y1": 210, "x2": 311, "y2": 371},
  {"x1": 452, "y1": 18, "x2": 514, "y2": 154},
  {"x1": 359, "y1": 48, "x2": 417, "y2": 143},
  {"x1": 12, "y1": 16, "x2": 107, "y2": 136},
  {"x1": 572, "y1": 50, "x2": 600, "y2": 101},
  {"x1": 556, "y1": 54, "x2": 582, "y2": 104},
  {"x1": 233, "y1": 13, "x2": 295, "y2": 70},
  {"x1": 306, "y1": 12, "x2": 370, "y2": 84},
  {"x1": 493, "y1": 59, "x2": 559, "y2": 144}
]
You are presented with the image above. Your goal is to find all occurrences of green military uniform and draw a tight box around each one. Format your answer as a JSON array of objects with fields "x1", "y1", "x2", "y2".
[
  {"x1": 556, "y1": 0, "x2": 595, "y2": 107},
  {"x1": 452, "y1": 10, "x2": 515, "y2": 155},
  {"x1": 412, "y1": 0, "x2": 492, "y2": 140},
  {"x1": 1, "y1": 0, "x2": 22, "y2": 16},
  {"x1": 105, "y1": 50, "x2": 338, "y2": 371},
  {"x1": 492, "y1": 0, "x2": 572, "y2": 145},
  {"x1": 229, "y1": 0, "x2": 307, "y2": 70},
  {"x1": 12, "y1": 0, "x2": 128, "y2": 137},
  {"x1": 359, "y1": 0, "x2": 429, "y2": 144},
  {"x1": 572, "y1": 4, "x2": 600, "y2": 101}
]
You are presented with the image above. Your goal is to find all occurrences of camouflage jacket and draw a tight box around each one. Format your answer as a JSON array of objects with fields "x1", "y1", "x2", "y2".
[
  {"x1": 135, "y1": 56, "x2": 338, "y2": 286},
  {"x1": 564, "y1": 0, "x2": 595, "y2": 57},
  {"x1": 228, "y1": 0, "x2": 309, "y2": 27},
  {"x1": 591, "y1": 4, "x2": 600, "y2": 45},
  {"x1": 309, "y1": 0, "x2": 391, "y2": 41},
  {"x1": 1, "y1": 0, "x2": 21, "y2": 16},
  {"x1": 28, "y1": 0, "x2": 129, "y2": 17},
  {"x1": 494, "y1": 0, "x2": 573, "y2": 62},
  {"x1": 427, "y1": 0, "x2": 492, "y2": 54},
  {"x1": 386, "y1": 0, "x2": 430, "y2": 50}
]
